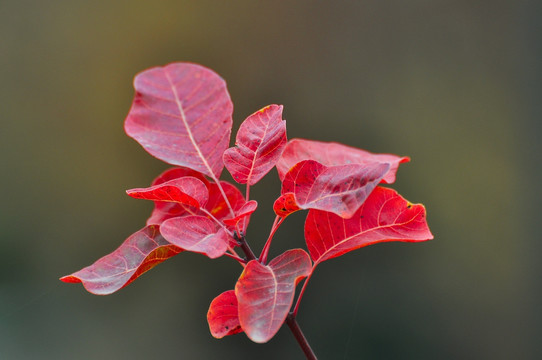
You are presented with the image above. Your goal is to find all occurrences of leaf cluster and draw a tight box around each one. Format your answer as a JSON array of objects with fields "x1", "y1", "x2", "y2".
[{"x1": 61, "y1": 63, "x2": 433, "y2": 356}]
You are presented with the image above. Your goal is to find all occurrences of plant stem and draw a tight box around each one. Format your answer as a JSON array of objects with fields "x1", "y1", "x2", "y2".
[
  {"x1": 259, "y1": 215, "x2": 283, "y2": 264},
  {"x1": 235, "y1": 233, "x2": 256, "y2": 261},
  {"x1": 292, "y1": 271, "x2": 313, "y2": 316},
  {"x1": 286, "y1": 313, "x2": 317, "y2": 360}
]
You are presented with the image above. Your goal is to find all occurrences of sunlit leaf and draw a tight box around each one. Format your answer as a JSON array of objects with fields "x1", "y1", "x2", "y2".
[
  {"x1": 60, "y1": 226, "x2": 182, "y2": 295},
  {"x1": 224, "y1": 104, "x2": 287, "y2": 185},
  {"x1": 305, "y1": 187, "x2": 433, "y2": 264},
  {"x1": 207, "y1": 290, "x2": 243, "y2": 338},
  {"x1": 235, "y1": 249, "x2": 312, "y2": 343},
  {"x1": 276, "y1": 138, "x2": 409, "y2": 184},
  {"x1": 124, "y1": 62, "x2": 233, "y2": 178}
]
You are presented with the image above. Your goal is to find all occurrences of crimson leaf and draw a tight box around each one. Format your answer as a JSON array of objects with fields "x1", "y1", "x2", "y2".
[
  {"x1": 273, "y1": 160, "x2": 390, "y2": 218},
  {"x1": 60, "y1": 226, "x2": 182, "y2": 295},
  {"x1": 223, "y1": 200, "x2": 258, "y2": 227},
  {"x1": 276, "y1": 138, "x2": 409, "y2": 184},
  {"x1": 223, "y1": 104, "x2": 287, "y2": 185},
  {"x1": 207, "y1": 290, "x2": 243, "y2": 338},
  {"x1": 305, "y1": 186, "x2": 433, "y2": 265},
  {"x1": 146, "y1": 167, "x2": 209, "y2": 225},
  {"x1": 124, "y1": 62, "x2": 233, "y2": 179},
  {"x1": 145, "y1": 173, "x2": 248, "y2": 228},
  {"x1": 205, "y1": 180, "x2": 247, "y2": 223},
  {"x1": 160, "y1": 215, "x2": 231, "y2": 259},
  {"x1": 235, "y1": 249, "x2": 312, "y2": 343},
  {"x1": 126, "y1": 176, "x2": 209, "y2": 208}
]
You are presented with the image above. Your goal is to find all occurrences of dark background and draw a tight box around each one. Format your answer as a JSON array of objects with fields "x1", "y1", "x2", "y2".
[{"x1": 1, "y1": 1, "x2": 540, "y2": 359}]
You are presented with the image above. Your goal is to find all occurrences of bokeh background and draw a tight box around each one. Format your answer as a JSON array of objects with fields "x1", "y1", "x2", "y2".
[{"x1": 1, "y1": 1, "x2": 540, "y2": 359}]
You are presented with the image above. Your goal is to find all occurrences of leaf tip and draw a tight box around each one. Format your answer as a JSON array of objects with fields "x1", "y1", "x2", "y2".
[{"x1": 59, "y1": 275, "x2": 81, "y2": 284}]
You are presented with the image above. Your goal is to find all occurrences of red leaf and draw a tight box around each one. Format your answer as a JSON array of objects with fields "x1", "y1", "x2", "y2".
[
  {"x1": 235, "y1": 249, "x2": 312, "y2": 343},
  {"x1": 223, "y1": 105, "x2": 287, "y2": 185},
  {"x1": 60, "y1": 226, "x2": 182, "y2": 295},
  {"x1": 305, "y1": 187, "x2": 433, "y2": 264},
  {"x1": 272, "y1": 193, "x2": 301, "y2": 217},
  {"x1": 205, "y1": 181, "x2": 247, "y2": 222},
  {"x1": 273, "y1": 160, "x2": 390, "y2": 218},
  {"x1": 146, "y1": 167, "x2": 209, "y2": 225},
  {"x1": 144, "y1": 168, "x2": 246, "y2": 227},
  {"x1": 126, "y1": 176, "x2": 209, "y2": 208},
  {"x1": 150, "y1": 167, "x2": 210, "y2": 187},
  {"x1": 124, "y1": 63, "x2": 233, "y2": 179},
  {"x1": 160, "y1": 215, "x2": 231, "y2": 258},
  {"x1": 276, "y1": 138, "x2": 409, "y2": 184},
  {"x1": 147, "y1": 201, "x2": 193, "y2": 226},
  {"x1": 207, "y1": 290, "x2": 243, "y2": 338},
  {"x1": 223, "y1": 200, "x2": 258, "y2": 227}
]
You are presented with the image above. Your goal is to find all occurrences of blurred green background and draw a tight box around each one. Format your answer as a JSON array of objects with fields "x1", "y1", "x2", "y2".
[{"x1": 1, "y1": 1, "x2": 540, "y2": 359}]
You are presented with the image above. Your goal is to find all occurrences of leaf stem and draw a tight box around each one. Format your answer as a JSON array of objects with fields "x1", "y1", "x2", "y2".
[
  {"x1": 242, "y1": 184, "x2": 251, "y2": 233},
  {"x1": 224, "y1": 250, "x2": 247, "y2": 265},
  {"x1": 259, "y1": 215, "x2": 283, "y2": 264},
  {"x1": 292, "y1": 271, "x2": 314, "y2": 317},
  {"x1": 234, "y1": 232, "x2": 256, "y2": 262},
  {"x1": 286, "y1": 313, "x2": 317, "y2": 360}
]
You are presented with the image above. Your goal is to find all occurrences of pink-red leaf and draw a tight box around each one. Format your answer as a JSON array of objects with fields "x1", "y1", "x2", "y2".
[
  {"x1": 146, "y1": 167, "x2": 209, "y2": 225},
  {"x1": 60, "y1": 226, "x2": 182, "y2": 295},
  {"x1": 124, "y1": 62, "x2": 233, "y2": 178},
  {"x1": 207, "y1": 290, "x2": 243, "y2": 338},
  {"x1": 126, "y1": 176, "x2": 209, "y2": 208},
  {"x1": 223, "y1": 105, "x2": 287, "y2": 185},
  {"x1": 276, "y1": 138, "x2": 409, "y2": 184},
  {"x1": 272, "y1": 193, "x2": 301, "y2": 218},
  {"x1": 223, "y1": 200, "x2": 258, "y2": 227},
  {"x1": 305, "y1": 186, "x2": 433, "y2": 265},
  {"x1": 205, "y1": 181, "x2": 247, "y2": 223},
  {"x1": 160, "y1": 215, "x2": 231, "y2": 259},
  {"x1": 235, "y1": 249, "x2": 312, "y2": 343},
  {"x1": 150, "y1": 167, "x2": 210, "y2": 187},
  {"x1": 273, "y1": 160, "x2": 390, "y2": 218}
]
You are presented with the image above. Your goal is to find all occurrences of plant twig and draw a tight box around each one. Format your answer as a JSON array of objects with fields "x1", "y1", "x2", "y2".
[
  {"x1": 235, "y1": 232, "x2": 256, "y2": 261},
  {"x1": 292, "y1": 271, "x2": 313, "y2": 316},
  {"x1": 286, "y1": 313, "x2": 317, "y2": 360},
  {"x1": 259, "y1": 215, "x2": 283, "y2": 264}
]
